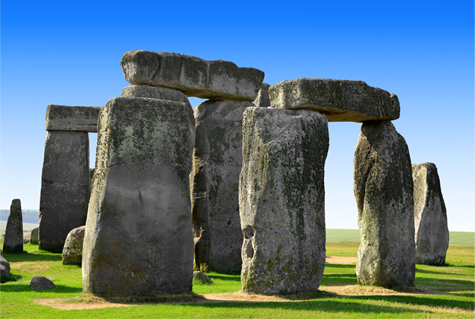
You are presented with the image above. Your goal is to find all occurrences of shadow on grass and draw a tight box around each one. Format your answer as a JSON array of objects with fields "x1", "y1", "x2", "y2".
[
  {"x1": 0, "y1": 283, "x2": 83, "y2": 294},
  {"x1": 208, "y1": 274, "x2": 241, "y2": 283},
  {"x1": 415, "y1": 268, "x2": 474, "y2": 277},
  {"x1": 348, "y1": 294, "x2": 474, "y2": 310},
  {"x1": 3, "y1": 250, "x2": 62, "y2": 263},
  {"x1": 321, "y1": 274, "x2": 357, "y2": 286}
]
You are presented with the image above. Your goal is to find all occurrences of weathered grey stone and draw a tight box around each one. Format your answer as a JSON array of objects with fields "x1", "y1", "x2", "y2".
[
  {"x1": 193, "y1": 271, "x2": 212, "y2": 284},
  {"x1": 269, "y1": 78, "x2": 400, "y2": 122},
  {"x1": 45, "y1": 105, "x2": 102, "y2": 132},
  {"x1": 23, "y1": 234, "x2": 30, "y2": 244},
  {"x1": 120, "y1": 85, "x2": 191, "y2": 105},
  {"x1": 89, "y1": 168, "x2": 95, "y2": 195},
  {"x1": 413, "y1": 163, "x2": 449, "y2": 265},
  {"x1": 82, "y1": 97, "x2": 195, "y2": 296},
  {"x1": 62, "y1": 225, "x2": 86, "y2": 265},
  {"x1": 121, "y1": 50, "x2": 265, "y2": 101},
  {"x1": 0, "y1": 254, "x2": 12, "y2": 278},
  {"x1": 39, "y1": 131, "x2": 90, "y2": 252},
  {"x1": 354, "y1": 120, "x2": 415, "y2": 288},
  {"x1": 30, "y1": 276, "x2": 56, "y2": 290},
  {"x1": 239, "y1": 107, "x2": 329, "y2": 294},
  {"x1": 30, "y1": 227, "x2": 39, "y2": 245},
  {"x1": 252, "y1": 83, "x2": 270, "y2": 107},
  {"x1": 191, "y1": 99, "x2": 254, "y2": 272},
  {"x1": 3, "y1": 199, "x2": 23, "y2": 252}
]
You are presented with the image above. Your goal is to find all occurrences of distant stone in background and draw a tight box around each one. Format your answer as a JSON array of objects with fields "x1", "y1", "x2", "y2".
[
  {"x1": 121, "y1": 50, "x2": 265, "y2": 101},
  {"x1": 191, "y1": 99, "x2": 254, "y2": 272},
  {"x1": 252, "y1": 83, "x2": 270, "y2": 107},
  {"x1": 23, "y1": 234, "x2": 30, "y2": 244},
  {"x1": 30, "y1": 276, "x2": 56, "y2": 290},
  {"x1": 0, "y1": 250, "x2": 12, "y2": 278},
  {"x1": 62, "y1": 226, "x2": 86, "y2": 265},
  {"x1": 193, "y1": 271, "x2": 212, "y2": 284},
  {"x1": 39, "y1": 131, "x2": 90, "y2": 252},
  {"x1": 3, "y1": 199, "x2": 23, "y2": 252},
  {"x1": 82, "y1": 96, "x2": 195, "y2": 295},
  {"x1": 354, "y1": 120, "x2": 415, "y2": 288},
  {"x1": 413, "y1": 162, "x2": 449, "y2": 265},
  {"x1": 30, "y1": 227, "x2": 39, "y2": 245},
  {"x1": 269, "y1": 78, "x2": 400, "y2": 122},
  {"x1": 240, "y1": 107, "x2": 329, "y2": 294}
]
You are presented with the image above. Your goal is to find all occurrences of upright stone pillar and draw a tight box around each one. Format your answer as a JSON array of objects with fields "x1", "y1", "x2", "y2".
[
  {"x1": 191, "y1": 99, "x2": 254, "y2": 272},
  {"x1": 239, "y1": 107, "x2": 329, "y2": 294},
  {"x1": 3, "y1": 199, "x2": 23, "y2": 252},
  {"x1": 39, "y1": 104, "x2": 101, "y2": 252},
  {"x1": 413, "y1": 162, "x2": 449, "y2": 265},
  {"x1": 354, "y1": 120, "x2": 415, "y2": 288},
  {"x1": 82, "y1": 96, "x2": 195, "y2": 295}
]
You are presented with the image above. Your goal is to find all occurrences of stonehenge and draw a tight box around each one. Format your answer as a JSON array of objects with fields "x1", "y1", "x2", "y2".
[
  {"x1": 3, "y1": 199, "x2": 23, "y2": 252},
  {"x1": 36, "y1": 50, "x2": 447, "y2": 295}
]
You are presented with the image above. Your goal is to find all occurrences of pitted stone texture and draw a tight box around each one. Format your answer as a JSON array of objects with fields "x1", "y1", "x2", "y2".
[
  {"x1": 30, "y1": 276, "x2": 56, "y2": 290},
  {"x1": 239, "y1": 107, "x2": 329, "y2": 294},
  {"x1": 354, "y1": 120, "x2": 415, "y2": 288},
  {"x1": 82, "y1": 97, "x2": 195, "y2": 296},
  {"x1": 252, "y1": 83, "x2": 270, "y2": 107},
  {"x1": 62, "y1": 226, "x2": 86, "y2": 265},
  {"x1": 120, "y1": 85, "x2": 191, "y2": 105},
  {"x1": 269, "y1": 78, "x2": 400, "y2": 122},
  {"x1": 191, "y1": 99, "x2": 254, "y2": 272},
  {"x1": 3, "y1": 199, "x2": 23, "y2": 252},
  {"x1": 413, "y1": 163, "x2": 449, "y2": 265},
  {"x1": 121, "y1": 50, "x2": 265, "y2": 101},
  {"x1": 46, "y1": 105, "x2": 102, "y2": 132},
  {"x1": 39, "y1": 131, "x2": 90, "y2": 252},
  {"x1": 30, "y1": 227, "x2": 39, "y2": 245}
]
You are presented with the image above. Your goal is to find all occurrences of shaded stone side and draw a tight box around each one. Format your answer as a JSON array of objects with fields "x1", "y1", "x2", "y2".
[
  {"x1": 191, "y1": 99, "x2": 254, "y2": 272},
  {"x1": 39, "y1": 131, "x2": 90, "y2": 252},
  {"x1": 252, "y1": 83, "x2": 270, "y2": 107},
  {"x1": 3, "y1": 199, "x2": 23, "y2": 252},
  {"x1": 46, "y1": 105, "x2": 102, "y2": 132},
  {"x1": 239, "y1": 107, "x2": 329, "y2": 294},
  {"x1": 82, "y1": 97, "x2": 195, "y2": 296},
  {"x1": 120, "y1": 85, "x2": 191, "y2": 105},
  {"x1": 62, "y1": 225, "x2": 86, "y2": 265},
  {"x1": 121, "y1": 50, "x2": 265, "y2": 101},
  {"x1": 413, "y1": 162, "x2": 449, "y2": 265},
  {"x1": 269, "y1": 78, "x2": 400, "y2": 122},
  {"x1": 354, "y1": 120, "x2": 415, "y2": 288}
]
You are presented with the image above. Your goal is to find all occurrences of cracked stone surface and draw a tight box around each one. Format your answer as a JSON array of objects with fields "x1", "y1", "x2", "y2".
[
  {"x1": 269, "y1": 78, "x2": 400, "y2": 122},
  {"x1": 239, "y1": 107, "x2": 328, "y2": 294},
  {"x1": 413, "y1": 162, "x2": 449, "y2": 265},
  {"x1": 82, "y1": 96, "x2": 195, "y2": 295},
  {"x1": 121, "y1": 50, "x2": 265, "y2": 101},
  {"x1": 354, "y1": 120, "x2": 415, "y2": 288}
]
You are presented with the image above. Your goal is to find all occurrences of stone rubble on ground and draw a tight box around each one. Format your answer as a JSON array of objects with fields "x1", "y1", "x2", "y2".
[{"x1": 30, "y1": 276, "x2": 56, "y2": 290}]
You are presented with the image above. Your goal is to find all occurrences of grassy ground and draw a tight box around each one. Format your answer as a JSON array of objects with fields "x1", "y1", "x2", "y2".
[{"x1": 1, "y1": 239, "x2": 473, "y2": 318}]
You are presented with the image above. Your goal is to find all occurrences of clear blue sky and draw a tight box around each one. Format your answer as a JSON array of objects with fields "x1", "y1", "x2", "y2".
[{"x1": 1, "y1": 1, "x2": 473, "y2": 231}]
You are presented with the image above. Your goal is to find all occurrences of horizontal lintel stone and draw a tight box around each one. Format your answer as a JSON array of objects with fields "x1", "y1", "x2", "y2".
[
  {"x1": 121, "y1": 50, "x2": 265, "y2": 101},
  {"x1": 46, "y1": 105, "x2": 102, "y2": 132},
  {"x1": 268, "y1": 78, "x2": 400, "y2": 122}
]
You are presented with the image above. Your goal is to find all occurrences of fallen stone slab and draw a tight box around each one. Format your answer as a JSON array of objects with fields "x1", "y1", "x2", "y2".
[
  {"x1": 253, "y1": 83, "x2": 270, "y2": 107},
  {"x1": 193, "y1": 271, "x2": 212, "y2": 284},
  {"x1": 240, "y1": 107, "x2": 329, "y2": 294},
  {"x1": 191, "y1": 99, "x2": 254, "y2": 272},
  {"x1": 30, "y1": 276, "x2": 56, "y2": 290},
  {"x1": 3, "y1": 199, "x2": 23, "y2": 253},
  {"x1": 82, "y1": 96, "x2": 195, "y2": 296},
  {"x1": 413, "y1": 162, "x2": 449, "y2": 265},
  {"x1": 268, "y1": 78, "x2": 400, "y2": 122},
  {"x1": 62, "y1": 225, "x2": 86, "y2": 265},
  {"x1": 354, "y1": 120, "x2": 415, "y2": 288},
  {"x1": 121, "y1": 50, "x2": 265, "y2": 101},
  {"x1": 46, "y1": 104, "x2": 102, "y2": 132},
  {"x1": 0, "y1": 254, "x2": 12, "y2": 278},
  {"x1": 120, "y1": 85, "x2": 191, "y2": 105}
]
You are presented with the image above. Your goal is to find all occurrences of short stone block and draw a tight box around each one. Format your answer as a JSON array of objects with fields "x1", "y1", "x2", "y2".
[{"x1": 46, "y1": 104, "x2": 102, "y2": 132}]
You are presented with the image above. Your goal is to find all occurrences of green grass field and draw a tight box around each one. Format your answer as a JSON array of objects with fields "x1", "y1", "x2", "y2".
[{"x1": 1, "y1": 234, "x2": 473, "y2": 319}]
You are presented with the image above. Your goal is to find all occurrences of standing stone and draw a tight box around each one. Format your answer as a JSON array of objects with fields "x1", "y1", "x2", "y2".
[
  {"x1": 3, "y1": 199, "x2": 23, "y2": 252},
  {"x1": 62, "y1": 225, "x2": 86, "y2": 265},
  {"x1": 239, "y1": 107, "x2": 329, "y2": 294},
  {"x1": 82, "y1": 96, "x2": 195, "y2": 296},
  {"x1": 252, "y1": 83, "x2": 270, "y2": 107},
  {"x1": 39, "y1": 131, "x2": 90, "y2": 252},
  {"x1": 413, "y1": 163, "x2": 449, "y2": 265},
  {"x1": 354, "y1": 120, "x2": 415, "y2": 288},
  {"x1": 191, "y1": 99, "x2": 254, "y2": 272},
  {"x1": 30, "y1": 227, "x2": 39, "y2": 245}
]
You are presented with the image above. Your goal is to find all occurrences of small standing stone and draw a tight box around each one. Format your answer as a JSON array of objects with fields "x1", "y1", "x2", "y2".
[
  {"x1": 413, "y1": 162, "x2": 449, "y2": 265},
  {"x1": 30, "y1": 276, "x2": 56, "y2": 290},
  {"x1": 3, "y1": 199, "x2": 23, "y2": 252},
  {"x1": 354, "y1": 120, "x2": 415, "y2": 288},
  {"x1": 30, "y1": 227, "x2": 39, "y2": 245},
  {"x1": 62, "y1": 226, "x2": 86, "y2": 265}
]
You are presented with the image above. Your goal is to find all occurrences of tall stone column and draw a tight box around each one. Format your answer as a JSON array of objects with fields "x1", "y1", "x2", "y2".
[
  {"x1": 239, "y1": 107, "x2": 329, "y2": 294},
  {"x1": 191, "y1": 99, "x2": 254, "y2": 272},
  {"x1": 82, "y1": 96, "x2": 195, "y2": 295},
  {"x1": 3, "y1": 199, "x2": 23, "y2": 252},
  {"x1": 353, "y1": 120, "x2": 415, "y2": 288}
]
